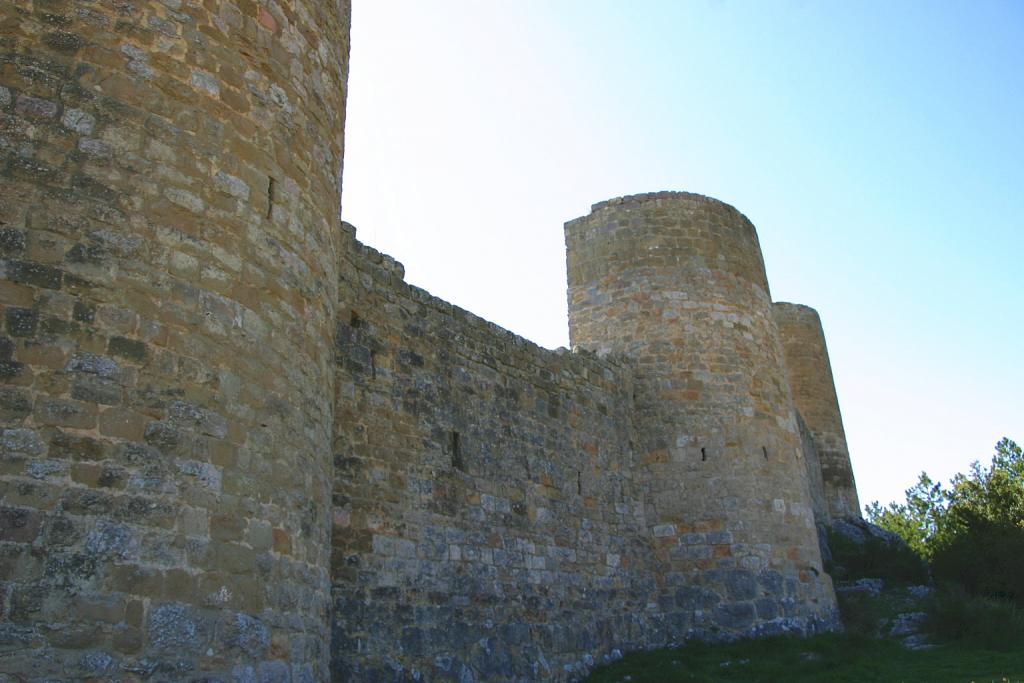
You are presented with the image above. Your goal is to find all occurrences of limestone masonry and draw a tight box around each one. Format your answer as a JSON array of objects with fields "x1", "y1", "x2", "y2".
[{"x1": 0, "y1": 2, "x2": 861, "y2": 681}]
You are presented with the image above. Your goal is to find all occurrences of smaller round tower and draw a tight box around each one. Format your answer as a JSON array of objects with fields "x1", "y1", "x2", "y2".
[
  {"x1": 773, "y1": 303, "x2": 861, "y2": 520},
  {"x1": 566, "y1": 192, "x2": 837, "y2": 637}
]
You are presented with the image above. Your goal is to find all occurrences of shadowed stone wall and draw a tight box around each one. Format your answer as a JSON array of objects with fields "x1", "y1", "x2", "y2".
[
  {"x1": 332, "y1": 236, "x2": 660, "y2": 681},
  {"x1": 796, "y1": 412, "x2": 830, "y2": 529},
  {"x1": 772, "y1": 302, "x2": 861, "y2": 520},
  {"x1": 565, "y1": 193, "x2": 838, "y2": 640},
  {"x1": 1, "y1": 1, "x2": 350, "y2": 679}
]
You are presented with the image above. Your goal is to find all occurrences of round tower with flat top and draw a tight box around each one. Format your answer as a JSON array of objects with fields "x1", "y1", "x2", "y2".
[
  {"x1": 773, "y1": 302, "x2": 861, "y2": 520},
  {"x1": 565, "y1": 192, "x2": 838, "y2": 637}
]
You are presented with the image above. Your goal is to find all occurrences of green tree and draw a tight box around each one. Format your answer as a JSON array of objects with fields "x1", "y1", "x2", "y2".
[
  {"x1": 945, "y1": 438, "x2": 1024, "y2": 531},
  {"x1": 932, "y1": 438, "x2": 1024, "y2": 603},
  {"x1": 867, "y1": 438, "x2": 1024, "y2": 604},
  {"x1": 865, "y1": 471, "x2": 948, "y2": 558}
]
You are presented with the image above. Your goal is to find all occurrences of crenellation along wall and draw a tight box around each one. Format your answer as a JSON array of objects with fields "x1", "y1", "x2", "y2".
[{"x1": 332, "y1": 234, "x2": 673, "y2": 681}]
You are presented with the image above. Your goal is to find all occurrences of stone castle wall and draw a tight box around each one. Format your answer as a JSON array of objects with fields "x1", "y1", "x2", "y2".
[
  {"x1": 331, "y1": 235, "x2": 658, "y2": 680},
  {"x1": 796, "y1": 412, "x2": 831, "y2": 531},
  {"x1": 2, "y1": 3, "x2": 860, "y2": 681},
  {"x1": 1, "y1": 0, "x2": 349, "y2": 679}
]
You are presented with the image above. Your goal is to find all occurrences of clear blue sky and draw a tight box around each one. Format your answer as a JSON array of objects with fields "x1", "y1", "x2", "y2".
[{"x1": 341, "y1": 0, "x2": 1024, "y2": 509}]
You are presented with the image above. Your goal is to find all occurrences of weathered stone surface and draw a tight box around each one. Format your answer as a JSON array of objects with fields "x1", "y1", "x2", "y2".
[
  {"x1": 1, "y1": 506, "x2": 43, "y2": 543},
  {"x1": 774, "y1": 303, "x2": 861, "y2": 520},
  {"x1": 565, "y1": 192, "x2": 840, "y2": 651},
  {"x1": 333, "y1": 239, "x2": 654, "y2": 680},
  {"x1": 2, "y1": 0, "x2": 351, "y2": 679}
]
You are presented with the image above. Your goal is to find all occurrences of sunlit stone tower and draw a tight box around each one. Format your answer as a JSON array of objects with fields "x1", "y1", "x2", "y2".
[
  {"x1": 1, "y1": 1, "x2": 351, "y2": 678},
  {"x1": 566, "y1": 192, "x2": 838, "y2": 636},
  {"x1": 773, "y1": 302, "x2": 861, "y2": 520}
]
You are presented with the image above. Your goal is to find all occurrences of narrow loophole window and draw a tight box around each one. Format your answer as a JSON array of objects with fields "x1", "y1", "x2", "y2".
[
  {"x1": 577, "y1": 470, "x2": 582, "y2": 495},
  {"x1": 350, "y1": 310, "x2": 361, "y2": 328},
  {"x1": 266, "y1": 176, "x2": 276, "y2": 218},
  {"x1": 762, "y1": 446, "x2": 769, "y2": 460},
  {"x1": 450, "y1": 431, "x2": 463, "y2": 470},
  {"x1": 701, "y1": 447, "x2": 708, "y2": 462},
  {"x1": 369, "y1": 350, "x2": 376, "y2": 380}
]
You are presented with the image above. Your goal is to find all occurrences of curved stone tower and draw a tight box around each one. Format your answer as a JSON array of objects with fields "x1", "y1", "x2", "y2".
[
  {"x1": 566, "y1": 192, "x2": 837, "y2": 636},
  {"x1": 0, "y1": 2, "x2": 349, "y2": 679},
  {"x1": 773, "y1": 303, "x2": 861, "y2": 520}
]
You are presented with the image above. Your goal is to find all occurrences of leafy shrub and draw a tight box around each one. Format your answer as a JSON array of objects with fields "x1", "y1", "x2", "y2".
[
  {"x1": 931, "y1": 518, "x2": 1024, "y2": 605},
  {"x1": 925, "y1": 586, "x2": 1024, "y2": 651},
  {"x1": 834, "y1": 590, "x2": 886, "y2": 637},
  {"x1": 825, "y1": 528, "x2": 928, "y2": 584}
]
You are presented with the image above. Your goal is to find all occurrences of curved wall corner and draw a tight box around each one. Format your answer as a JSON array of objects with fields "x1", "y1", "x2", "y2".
[
  {"x1": 772, "y1": 302, "x2": 861, "y2": 520},
  {"x1": 0, "y1": 1, "x2": 350, "y2": 678}
]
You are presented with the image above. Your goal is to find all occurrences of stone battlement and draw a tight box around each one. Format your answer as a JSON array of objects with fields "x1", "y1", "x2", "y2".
[
  {"x1": 586, "y1": 190, "x2": 744, "y2": 215},
  {"x1": 1, "y1": 2, "x2": 859, "y2": 681}
]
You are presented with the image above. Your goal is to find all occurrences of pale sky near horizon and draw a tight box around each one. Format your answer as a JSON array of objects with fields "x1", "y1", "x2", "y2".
[{"x1": 340, "y1": 0, "x2": 1023, "y2": 510}]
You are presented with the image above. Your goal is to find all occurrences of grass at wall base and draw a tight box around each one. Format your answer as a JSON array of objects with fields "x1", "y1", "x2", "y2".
[
  {"x1": 583, "y1": 631, "x2": 1024, "y2": 683},
  {"x1": 586, "y1": 438, "x2": 1024, "y2": 682},
  {"x1": 584, "y1": 583, "x2": 1024, "y2": 682}
]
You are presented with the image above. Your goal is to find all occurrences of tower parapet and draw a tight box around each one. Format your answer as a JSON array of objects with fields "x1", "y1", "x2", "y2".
[
  {"x1": 773, "y1": 303, "x2": 861, "y2": 520},
  {"x1": 566, "y1": 192, "x2": 837, "y2": 636}
]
